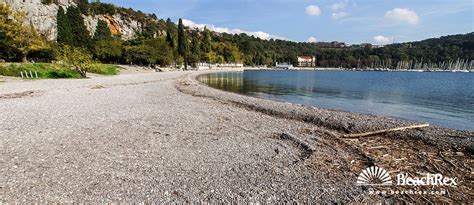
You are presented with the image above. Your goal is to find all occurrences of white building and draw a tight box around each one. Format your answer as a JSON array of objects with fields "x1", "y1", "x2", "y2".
[{"x1": 297, "y1": 56, "x2": 316, "y2": 67}]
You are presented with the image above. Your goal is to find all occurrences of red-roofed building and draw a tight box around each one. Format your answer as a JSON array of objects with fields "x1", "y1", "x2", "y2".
[{"x1": 297, "y1": 56, "x2": 316, "y2": 67}]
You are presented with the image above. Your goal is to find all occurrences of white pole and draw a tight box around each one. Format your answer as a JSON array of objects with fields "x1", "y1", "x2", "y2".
[
  {"x1": 20, "y1": 71, "x2": 24, "y2": 79},
  {"x1": 35, "y1": 71, "x2": 38, "y2": 78}
]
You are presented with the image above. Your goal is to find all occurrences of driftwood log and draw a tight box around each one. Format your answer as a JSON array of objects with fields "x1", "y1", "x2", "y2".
[{"x1": 343, "y1": 124, "x2": 430, "y2": 138}]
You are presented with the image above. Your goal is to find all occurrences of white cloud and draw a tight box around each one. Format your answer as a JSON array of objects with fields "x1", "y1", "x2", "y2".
[
  {"x1": 384, "y1": 8, "x2": 420, "y2": 25},
  {"x1": 182, "y1": 19, "x2": 285, "y2": 40},
  {"x1": 331, "y1": 2, "x2": 347, "y2": 11},
  {"x1": 373, "y1": 35, "x2": 392, "y2": 45},
  {"x1": 307, "y1": 36, "x2": 317, "y2": 43},
  {"x1": 332, "y1": 12, "x2": 349, "y2": 19},
  {"x1": 306, "y1": 5, "x2": 321, "y2": 16}
]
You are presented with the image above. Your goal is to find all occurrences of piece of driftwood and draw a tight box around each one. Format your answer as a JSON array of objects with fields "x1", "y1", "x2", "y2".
[
  {"x1": 367, "y1": 145, "x2": 389, "y2": 150},
  {"x1": 343, "y1": 124, "x2": 430, "y2": 138}
]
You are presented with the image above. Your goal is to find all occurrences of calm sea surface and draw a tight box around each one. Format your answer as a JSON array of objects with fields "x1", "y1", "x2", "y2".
[{"x1": 198, "y1": 70, "x2": 474, "y2": 131}]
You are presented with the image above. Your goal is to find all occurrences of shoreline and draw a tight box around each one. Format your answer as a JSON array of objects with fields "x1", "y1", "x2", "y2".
[
  {"x1": 194, "y1": 69, "x2": 473, "y2": 131},
  {"x1": 179, "y1": 71, "x2": 473, "y2": 149},
  {"x1": 243, "y1": 67, "x2": 473, "y2": 72}
]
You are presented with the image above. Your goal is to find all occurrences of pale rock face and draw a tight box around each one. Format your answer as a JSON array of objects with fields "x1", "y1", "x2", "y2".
[
  {"x1": 111, "y1": 13, "x2": 143, "y2": 40},
  {"x1": 84, "y1": 13, "x2": 143, "y2": 40},
  {"x1": 3, "y1": 0, "x2": 142, "y2": 41},
  {"x1": 82, "y1": 14, "x2": 98, "y2": 37},
  {"x1": 3, "y1": 0, "x2": 75, "y2": 40}
]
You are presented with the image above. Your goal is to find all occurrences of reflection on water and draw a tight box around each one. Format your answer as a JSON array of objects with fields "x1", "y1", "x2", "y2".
[
  {"x1": 198, "y1": 70, "x2": 474, "y2": 131},
  {"x1": 198, "y1": 72, "x2": 288, "y2": 95}
]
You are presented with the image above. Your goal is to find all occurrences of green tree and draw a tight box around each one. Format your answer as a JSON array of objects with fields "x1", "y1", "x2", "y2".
[
  {"x1": 93, "y1": 37, "x2": 122, "y2": 63},
  {"x1": 206, "y1": 51, "x2": 218, "y2": 64},
  {"x1": 142, "y1": 23, "x2": 158, "y2": 39},
  {"x1": 188, "y1": 30, "x2": 201, "y2": 66},
  {"x1": 0, "y1": 4, "x2": 47, "y2": 62},
  {"x1": 124, "y1": 44, "x2": 156, "y2": 66},
  {"x1": 224, "y1": 44, "x2": 241, "y2": 63},
  {"x1": 93, "y1": 19, "x2": 111, "y2": 41},
  {"x1": 201, "y1": 27, "x2": 212, "y2": 53},
  {"x1": 56, "y1": 45, "x2": 93, "y2": 77},
  {"x1": 123, "y1": 39, "x2": 173, "y2": 67},
  {"x1": 345, "y1": 55, "x2": 357, "y2": 68},
  {"x1": 190, "y1": 31, "x2": 201, "y2": 55},
  {"x1": 148, "y1": 38, "x2": 173, "y2": 67},
  {"x1": 212, "y1": 42, "x2": 242, "y2": 63},
  {"x1": 57, "y1": 6, "x2": 73, "y2": 45},
  {"x1": 66, "y1": 6, "x2": 91, "y2": 48},
  {"x1": 165, "y1": 18, "x2": 175, "y2": 49},
  {"x1": 76, "y1": 0, "x2": 89, "y2": 14},
  {"x1": 0, "y1": 31, "x2": 8, "y2": 59},
  {"x1": 177, "y1": 18, "x2": 188, "y2": 69},
  {"x1": 198, "y1": 27, "x2": 212, "y2": 62},
  {"x1": 89, "y1": 2, "x2": 116, "y2": 15}
]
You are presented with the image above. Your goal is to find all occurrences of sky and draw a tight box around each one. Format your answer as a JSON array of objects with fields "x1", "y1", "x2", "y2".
[{"x1": 101, "y1": 0, "x2": 474, "y2": 45}]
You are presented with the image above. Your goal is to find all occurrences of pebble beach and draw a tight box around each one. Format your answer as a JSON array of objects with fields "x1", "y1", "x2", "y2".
[{"x1": 0, "y1": 70, "x2": 472, "y2": 203}]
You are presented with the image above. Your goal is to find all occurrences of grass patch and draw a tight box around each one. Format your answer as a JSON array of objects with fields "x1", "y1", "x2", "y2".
[
  {"x1": 0, "y1": 63, "x2": 120, "y2": 79},
  {"x1": 88, "y1": 64, "x2": 120, "y2": 75},
  {"x1": 0, "y1": 63, "x2": 82, "y2": 79}
]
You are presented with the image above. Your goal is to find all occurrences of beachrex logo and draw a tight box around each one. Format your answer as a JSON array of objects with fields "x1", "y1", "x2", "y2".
[
  {"x1": 397, "y1": 173, "x2": 457, "y2": 187},
  {"x1": 356, "y1": 166, "x2": 457, "y2": 187},
  {"x1": 357, "y1": 166, "x2": 392, "y2": 186}
]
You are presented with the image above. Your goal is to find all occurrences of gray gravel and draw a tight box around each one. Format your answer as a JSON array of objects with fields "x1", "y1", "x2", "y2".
[
  {"x1": 1, "y1": 71, "x2": 471, "y2": 203},
  {"x1": 0, "y1": 71, "x2": 377, "y2": 203}
]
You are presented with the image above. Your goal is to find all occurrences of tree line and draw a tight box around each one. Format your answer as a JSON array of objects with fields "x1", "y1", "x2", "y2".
[{"x1": 1, "y1": 1, "x2": 473, "y2": 70}]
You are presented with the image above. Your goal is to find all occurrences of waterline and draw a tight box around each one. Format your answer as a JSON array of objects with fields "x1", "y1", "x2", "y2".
[{"x1": 198, "y1": 70, "x2": 474, "y2": 131}]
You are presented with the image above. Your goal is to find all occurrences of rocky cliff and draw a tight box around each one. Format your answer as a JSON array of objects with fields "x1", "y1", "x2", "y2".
[
  {"x1": 3, "y1": 0, "x2": 143, "y2": 40},
  {"x1": 83, "y1": 13, "x2": 143, "y2": 40}
]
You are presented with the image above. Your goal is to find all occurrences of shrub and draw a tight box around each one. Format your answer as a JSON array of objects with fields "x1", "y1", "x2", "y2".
[
  {"x1": 88, "y1": 64, "x2": 119, "y2": 75},
  {"x1": 55, "y1": 45, "x2": 93, "y2": 77}
]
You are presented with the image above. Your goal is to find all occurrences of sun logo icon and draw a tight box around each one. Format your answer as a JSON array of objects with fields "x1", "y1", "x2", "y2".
[{"x1": 356, "y1": 166, "x2": 392, "y2": 186}]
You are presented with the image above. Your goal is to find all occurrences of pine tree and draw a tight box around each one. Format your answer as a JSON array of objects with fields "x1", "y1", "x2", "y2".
[
  {"x1": 188, "y1": 30, "x2": 201, "y2": 65},
  {"x1": 93, "y1": 19, "x2": 111, "y2": 41},
  {"x1": 201, "y1": 27, "x2": 212, "y2": 53},
  {"x1": 66, "y1": 6, "x2": 91, "y2": 48},
  {"x1": 56, "y1": 6, "x2": 73, "y2": 45},
  {"x1": 177, "y1": 18, "x2": 188, "y2": 69},
  {"x1": 165, "y1": 18, "x2": 175, "y2": 49},
  {"x1": 190, "y1": 32, "x2": 201, "y2": 55}
]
